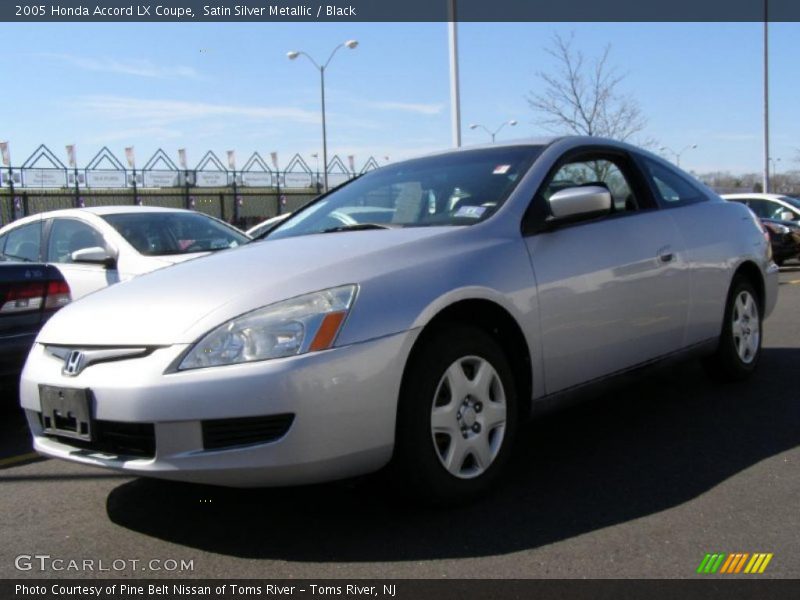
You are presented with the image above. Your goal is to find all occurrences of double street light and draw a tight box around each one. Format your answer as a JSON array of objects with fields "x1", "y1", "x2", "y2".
[
  {"x1": 469, "y1": 120, "x2": 517, "y2": 143},
  {"x1": 659, "y1": 143, "x2": 698, "y2": 168},
  {"x1": 288, "y1": 39, "x2": 358, "y2": 192}
]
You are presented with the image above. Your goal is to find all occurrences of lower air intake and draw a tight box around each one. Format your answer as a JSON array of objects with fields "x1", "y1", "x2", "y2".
[{"x1": 201, "y1": 414, "x2": 295, "y2": 450}]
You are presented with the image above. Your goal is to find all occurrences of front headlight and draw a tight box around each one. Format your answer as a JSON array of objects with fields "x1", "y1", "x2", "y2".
[{"x1": 178, "y1": 285, "x2": 357, "y2": 370}]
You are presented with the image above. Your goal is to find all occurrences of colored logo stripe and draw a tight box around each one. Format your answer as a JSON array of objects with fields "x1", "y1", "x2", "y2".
[
  {"x1": 697, "y1": 553, "x2": 726, "y2": 573},
  {"x1": 698, "y1": 553, "x2": 773, "y2": 574}
]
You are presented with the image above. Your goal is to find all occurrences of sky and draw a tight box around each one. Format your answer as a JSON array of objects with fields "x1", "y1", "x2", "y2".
[{"x1": 0, "y1": 21, "x2": 798, "y2": 175}]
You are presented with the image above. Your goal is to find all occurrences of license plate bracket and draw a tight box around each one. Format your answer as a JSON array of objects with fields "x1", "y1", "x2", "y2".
[{"x1": 39, "y1": 385, "x2": 92, "y2": 441}]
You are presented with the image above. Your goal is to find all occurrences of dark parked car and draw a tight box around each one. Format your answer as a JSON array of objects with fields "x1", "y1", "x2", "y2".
[
  {"x1": 761, "y1": 218, "x2": 800, "y2": 266},
  {"x1": 0, "y1": 262, "x2": 70, "y2": 379}
]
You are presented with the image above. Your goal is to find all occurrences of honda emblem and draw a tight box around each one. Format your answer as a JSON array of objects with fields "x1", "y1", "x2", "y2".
[{"x1": 63, "y1": 350, "x2": 85, "y2": 376}]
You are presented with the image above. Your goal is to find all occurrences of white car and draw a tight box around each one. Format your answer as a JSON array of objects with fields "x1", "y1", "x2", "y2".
[
  {"x1": 722, "y1": 193, "x2": 800, "y2": 223},
  {"x1": 245, "y1": 213, "x2": 291, "y2": 239},
  {"x1": 0, "y1": 207, "x2": 250, "y2": 299}
]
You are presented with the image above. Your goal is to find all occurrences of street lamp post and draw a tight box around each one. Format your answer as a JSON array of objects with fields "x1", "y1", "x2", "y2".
[
  {"x1": 287, "y1": 40, "x2": 358, "y2": 192},
  {"x1": 469, "y1": 120, "x2": 517, "y2": 143},
  {"x1": 659, "y1": 144, "x2": 698, "y2": 168}
]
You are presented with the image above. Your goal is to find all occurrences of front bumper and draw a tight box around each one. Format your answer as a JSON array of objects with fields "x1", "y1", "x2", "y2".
[{"x1": 20, "y1": 330, "x2": 416, "y2": 487}]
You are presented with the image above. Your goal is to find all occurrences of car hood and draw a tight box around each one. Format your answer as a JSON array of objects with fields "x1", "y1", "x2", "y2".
[
  {"x1": 143, "y1": 251, "x2": 209, "y2": 267},
  {"x1": 37, "y1": 227, "x2": 458, "y2": 346}
]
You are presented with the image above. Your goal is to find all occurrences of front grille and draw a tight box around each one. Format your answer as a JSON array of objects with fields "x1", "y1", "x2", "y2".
[
  {"x1": 202, "y1": 414, "x2": 294, "y2": 450},
  {"x1": 40, "y1": 414, "x2": 155, "y2": 458}
]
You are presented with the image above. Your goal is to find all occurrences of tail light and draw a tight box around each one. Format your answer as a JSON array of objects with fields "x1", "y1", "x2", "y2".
[
  {"x1": 0, "y1": 279, "x2": 72, "y2": 314},
  {"x1": 45, "y1": 280, "x2": 72, "y2": 309}
]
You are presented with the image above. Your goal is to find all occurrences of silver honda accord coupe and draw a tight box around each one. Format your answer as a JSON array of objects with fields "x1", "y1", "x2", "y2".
[{"x1": 20, "y1": 137, "x2": 778, "y2": 502}]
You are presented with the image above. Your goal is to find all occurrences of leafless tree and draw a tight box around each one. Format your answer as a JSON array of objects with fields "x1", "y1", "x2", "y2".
[
  {"x1": 527, "y1": 33, "x2": 647, "y2": 142},
  {"x1": 696, "y1": 170, "x2": 800, "y2": 196}
]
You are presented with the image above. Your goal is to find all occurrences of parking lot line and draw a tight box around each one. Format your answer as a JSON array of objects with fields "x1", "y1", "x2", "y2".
[{"x1": 0, "y1": 452, "x2": 41, "y2": 468}]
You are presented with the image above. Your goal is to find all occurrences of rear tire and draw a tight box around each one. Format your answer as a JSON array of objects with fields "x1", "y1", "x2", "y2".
[
  {"x1": 703, "y1": 275, "x2": 762, "y2": 381},
  {"x1": 392, "y1": 325, "x2": 518, "y2": 504}
]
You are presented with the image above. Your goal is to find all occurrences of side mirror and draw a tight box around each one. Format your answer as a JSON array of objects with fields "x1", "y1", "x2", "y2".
[
  {"x1": 548, "y1": 185, "x2": 612, "y2": 221},
  {"x1": 780, "y1": 210, "x2": 795, "y2": 222},
  {"x1": 71, "y1": 246, "x2": 115, "y2": 267}
]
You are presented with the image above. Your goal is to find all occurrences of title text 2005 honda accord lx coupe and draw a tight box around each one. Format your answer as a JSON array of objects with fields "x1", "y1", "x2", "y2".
[{"x1": 20, "y1": 137, "x2": 778, "y2": 503}]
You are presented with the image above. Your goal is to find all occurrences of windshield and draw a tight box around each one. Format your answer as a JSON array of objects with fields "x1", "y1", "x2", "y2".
[
  {"x1": 102, "y1": 212, "x2": 249, "y2": 256},
  {"x1": 268, "y1": 146, "x2": 542, "y2": 240},
  {"x1": 779, "y1": 196, "x2": 800, "y2": 210}
]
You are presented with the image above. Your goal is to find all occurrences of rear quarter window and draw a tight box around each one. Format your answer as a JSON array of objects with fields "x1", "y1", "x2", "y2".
[
  {"x1": 3, "y1": 221, "x2": 44, "y2": 262},
  {"x1": 637, "y1": 155, "x2": 708, "y2": 208}
]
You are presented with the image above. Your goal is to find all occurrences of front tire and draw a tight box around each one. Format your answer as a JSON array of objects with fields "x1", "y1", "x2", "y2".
[
  {"x1": 393, "y1": 325, "x2": 518, "y2": 504},
  {"x1": 703, "y1": 275, "x2": 762, "y2": 381}
]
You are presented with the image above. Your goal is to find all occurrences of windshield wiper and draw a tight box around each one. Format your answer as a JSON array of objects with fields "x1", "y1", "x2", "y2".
[{"x1": 318, "y1": 223, "x2": 393, "y2": 234}]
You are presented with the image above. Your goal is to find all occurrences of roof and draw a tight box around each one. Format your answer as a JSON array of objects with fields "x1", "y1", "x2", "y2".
[
  {"x1": 721, "y1": 193, "x2": 793, "y2": 201},
  {"x1": 74, "y1": 206, "x2": 191, "y2": 215},
  {"x1": 0, "y1": 205, "x2": 194, "y2": 234}
]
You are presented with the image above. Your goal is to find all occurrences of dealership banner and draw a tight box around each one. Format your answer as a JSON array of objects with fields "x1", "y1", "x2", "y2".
[
  {"x1": 23, "y1": 168, "x2": 67, "y2": 188},
  {"x1": 86, "y1": 170, "x2": 127, "y2": 188},
  {"x1": 4, "y1": 580, "x2": 800, "y2": 600},
  {"x1": 65, "y1": 144, "x2": 77, "y2": 168},
  {"x1": 143, "y1": 171, "x2": 179, "y2": 188},
  {"x1": 195, "y1": 171, "x2": 229, "y2": 187},
  {"x1": 0, "y1": 142, "x2": 10, "y2": 167},
  {"x1": 283, "y1": 172, "x2": 313, "y2": 188},
  {"x1": 240, "y1": 172, "x2": 273, "y2": 187},
  {"x1": 124, "y1": 147, "x2": 135, "y2": 169},
  {"x1": 2, "y1": 0, "x2": 800, "y2": 22}
]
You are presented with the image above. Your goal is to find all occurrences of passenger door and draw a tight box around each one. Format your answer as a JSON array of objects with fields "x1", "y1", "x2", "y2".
[
  {"x1": 46, "y1": 218, "x2": 119, "y2": 299},
  {"x1": 523, "y1": 149, "x2": 690, "y2": 394}
]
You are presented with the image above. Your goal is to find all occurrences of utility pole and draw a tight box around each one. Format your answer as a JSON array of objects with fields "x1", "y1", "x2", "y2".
[
  {"x1": 448, "y1": 0, "x2": 461, "y2": 147},
  {"x1": 763, "y1": 8, "x2": 770, "y2": 193}
]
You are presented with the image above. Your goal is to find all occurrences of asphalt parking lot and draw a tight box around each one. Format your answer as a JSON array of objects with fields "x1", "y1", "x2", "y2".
[{"x1": 1, "y1": 269, "x2": 799, "y2": 580}]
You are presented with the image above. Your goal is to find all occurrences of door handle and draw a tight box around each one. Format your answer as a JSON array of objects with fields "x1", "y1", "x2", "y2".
[{"x1": 657, "y1": 246, "x2": 675, "y2": 263}]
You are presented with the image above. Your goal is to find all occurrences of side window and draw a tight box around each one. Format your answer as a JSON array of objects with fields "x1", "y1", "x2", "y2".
[
  {"x1": 764, "y1": 200, "x2": 794, "y2": 221},
  {"x1": 746, "y1": 200, "x2": 770, "y2": 218},
  {"x1": 4, "y1": 221, "x2": 43, "y2": 262},
  {"x1": 544, "y1": 157, "x2": 639, "y2": 213},
  {"x1": 639, "y1": 157, "x2": 706, "y2": 207},
  {"x1": 47, "y1": 219, "x2": 105, "y2": 264}
]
